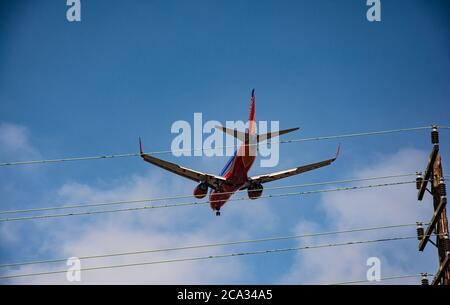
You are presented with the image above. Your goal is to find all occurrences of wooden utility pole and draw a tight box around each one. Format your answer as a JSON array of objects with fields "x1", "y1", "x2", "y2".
[
  {"x1": 432, "y1": 155, "x2": 450, "y2": 285},
  {"x1": 416, "y1": 125, "x2": 450, "y2": 285}
]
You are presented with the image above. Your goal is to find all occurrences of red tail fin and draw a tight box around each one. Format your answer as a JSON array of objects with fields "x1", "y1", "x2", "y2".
[
  {"x1": 249, "y1": 89, "x2": 255, "y2": 122},
  {"x1": 249, "y1": 89, "x2": 256, "y2": 135}
]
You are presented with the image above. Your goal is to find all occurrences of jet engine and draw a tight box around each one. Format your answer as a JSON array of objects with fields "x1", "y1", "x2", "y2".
[
  {"x1": 193, "y1": 182, "x2": 208, "y2": 199},
  {"x1": 247, "y1": 183, "x2": 263, "y2": 200}
]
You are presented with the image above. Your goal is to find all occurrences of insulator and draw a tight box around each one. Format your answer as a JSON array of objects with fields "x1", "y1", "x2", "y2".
[
  {"x1": 416, "y1": 172, "x2": 423, "y2": 190},
  {"x1": 431, "y1": 125, "x2": 439, "y2": 144},
  {"x1": 417, "y1": 223, "x2": 424, "y2": 241},
  {"x1": 439, "y1": 180, "x2": 446, "y2": 196},
  {"x1": 443, "y1": 236, "x2": 450, "y2": 254},
  {"x1": 421, "y1": 276, "x2": 429, "y2": 285},
  {"x1": 417, "y1": 228, "x2": 424, "y2": 241}
]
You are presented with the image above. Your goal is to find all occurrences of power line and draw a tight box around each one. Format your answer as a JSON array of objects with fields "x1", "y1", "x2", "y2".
[
  {"x1": 0, "y1": 235, "x2": 419, "y2": 280},
  {"x1": 0, "y1": 125, "x2": 440, "y2": 167},
  {"x1": 0, "y1": 222, "x2": 421, "y2": 269},
  {"x1": 0, "y1": 181, "x2": 415, "y2": 222},
  {"x1": 327, "y1": 273, "x2": 432, "y2": 285},
  {"x1": 0, "y1": 173, "x2": 417, "y2": 215},
  {"x1": 277, "y1": 126, "x2": 432, "y2": 144}
]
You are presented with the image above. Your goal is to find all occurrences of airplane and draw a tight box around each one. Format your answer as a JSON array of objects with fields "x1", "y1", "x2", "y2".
[{"x1": 139, "y1": 89, "x2": 339, "y2": 216}]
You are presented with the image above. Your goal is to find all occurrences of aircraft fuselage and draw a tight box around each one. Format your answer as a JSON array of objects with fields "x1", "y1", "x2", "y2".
[{"x1": 209, "y1": 143, "x2": 256, "y2": 211}]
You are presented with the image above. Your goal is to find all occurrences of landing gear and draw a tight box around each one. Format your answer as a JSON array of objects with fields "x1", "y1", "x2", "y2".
[{"x1": 215, "y1": 210, "x2": 221, "y2": 216}]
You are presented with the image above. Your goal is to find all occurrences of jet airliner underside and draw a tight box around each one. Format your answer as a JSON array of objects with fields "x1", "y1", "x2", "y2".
[{"x1": 140, "y1": 89, "x2": 339, "y2": 216}]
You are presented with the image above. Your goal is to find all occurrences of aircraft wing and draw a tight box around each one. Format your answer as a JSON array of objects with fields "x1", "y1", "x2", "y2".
[
  {"x1": 139, "y1": 139, "x2": 226, "y2": 189},
  {"x1": 141, "y1": 154, "x2": 226, "y2": 189},
  {"x1": 245, "y1": 145, "x2": 340, "y2": 186}
]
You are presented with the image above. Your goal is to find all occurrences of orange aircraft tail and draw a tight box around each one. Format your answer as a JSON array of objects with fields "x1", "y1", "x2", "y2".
[
  {"x1": 214, "y1": 88, "x2": 299, "y2": 142},
  {"x1": 249, "y1": 89, "x2": 256, "y2": 135}
]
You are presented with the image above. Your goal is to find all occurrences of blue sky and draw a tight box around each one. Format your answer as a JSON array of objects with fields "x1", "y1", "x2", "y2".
[{"x1": 0, "y1": 0, "x2": 449, "y2": 284}]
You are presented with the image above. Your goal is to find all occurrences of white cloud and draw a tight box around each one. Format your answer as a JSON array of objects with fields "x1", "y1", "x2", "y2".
[
  {"x1": 3, "y1": 167, "x2": 280, "y2": 284},
  {"x1": 0, "y1": 123, "x2": 40, "y2": 160},
  {"x1": 280, "y1": 148, "x2": 437, "y2": 285},
  {"x1": 9, "y1": 224, "x2": 246, "y2": 285},
  {"x1": 0, "y1": 122, "x2": 43, "y2": 193}
]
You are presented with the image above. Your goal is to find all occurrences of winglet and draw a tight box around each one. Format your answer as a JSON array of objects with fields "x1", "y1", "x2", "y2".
[
  {"x1": 335, "y1": 144, "x2": 341, "y2": 160},
  {"x1": 139, "y1": 137, "x2": 143, "y2": 155}
]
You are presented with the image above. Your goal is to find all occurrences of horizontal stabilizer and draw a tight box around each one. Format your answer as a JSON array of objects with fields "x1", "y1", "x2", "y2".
[
  {"x1": 214, "y1": 126, "x2": 247, "y2": 142},
  {"x1": 257, "y1": 127, "x2": 300, "y2": 143},
  {"x1": 214, "y1": 126, "x2": 299, "y2": 143}
]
